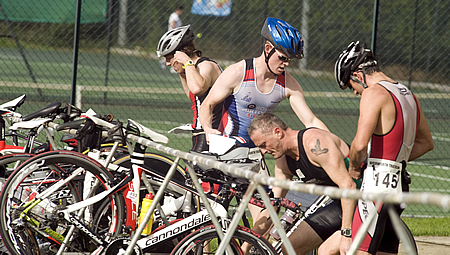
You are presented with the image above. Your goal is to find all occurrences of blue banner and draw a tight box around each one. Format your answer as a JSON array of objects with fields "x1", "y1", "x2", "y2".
[{"x1": 191, "y1": 0, "x2": 232, "y2": 17}]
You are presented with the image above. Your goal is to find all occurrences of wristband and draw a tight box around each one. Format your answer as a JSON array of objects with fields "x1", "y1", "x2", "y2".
[{"x1": 182, "y1": 60, "x2": 194, "y2": 69}]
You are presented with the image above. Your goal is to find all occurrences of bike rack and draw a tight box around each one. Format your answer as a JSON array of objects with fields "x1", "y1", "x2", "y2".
[{"x1": 53, "y1": 122, "x2": 449, "y2": 255}]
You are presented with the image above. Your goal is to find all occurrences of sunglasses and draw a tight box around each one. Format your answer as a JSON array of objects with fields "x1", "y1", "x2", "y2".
[{"x1": 275, "y1": 49, "x2": 293, "y2": 62}]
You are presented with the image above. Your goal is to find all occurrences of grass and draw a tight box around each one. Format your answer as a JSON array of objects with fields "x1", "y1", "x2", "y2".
[{"x1": 403, "y1": 217, "x2": 450, "y2": 236}]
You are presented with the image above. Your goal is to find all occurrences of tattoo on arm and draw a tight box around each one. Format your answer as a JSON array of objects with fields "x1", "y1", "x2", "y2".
[{"x1": 311, "y1": 139, "x2": 328, "y2": 156}]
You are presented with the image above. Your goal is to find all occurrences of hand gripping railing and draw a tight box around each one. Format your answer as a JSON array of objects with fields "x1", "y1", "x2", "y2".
[{"x1": 123, "y1": 133, "x2": 450, "y2": 255}]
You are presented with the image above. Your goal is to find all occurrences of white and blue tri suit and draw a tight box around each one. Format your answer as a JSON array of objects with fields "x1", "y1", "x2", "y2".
[{"x1": 219, "y1": 58, "x2": 287, "y2": 147}]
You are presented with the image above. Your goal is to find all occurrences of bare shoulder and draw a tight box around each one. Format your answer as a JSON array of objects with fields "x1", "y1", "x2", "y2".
[
  {"x1": 217, "y1": 60, "x2": 243, "y2": 79},
  {"x1": 285, "y1": 72, "x2": 303, "y2": 91},
  {"x1": 284, "y1": 72, "x2": 307, "y2": 101},
  {"x1": 360, "y1": 84, "x2": 391, "y2": 106},
  {"x1": 302, "y1": 128, "x2": 332, "y2": 147},
  {"x1": 363, "y1": 84, "x2": 390, "y2": 98},
  {"x1": 210, "y1": 60, "x2": 245, "y2": 93},
  {"x1": 197, "y1": 59, "x2": 222, "y2": 77},
  {"x1": 223, "y1": 59, "x2": 244, "y2": 73}
]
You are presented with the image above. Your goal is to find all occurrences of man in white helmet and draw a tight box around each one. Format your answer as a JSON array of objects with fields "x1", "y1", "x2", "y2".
[{"x1": 157, "y1": 25, "x2": 223, "y2": 153}]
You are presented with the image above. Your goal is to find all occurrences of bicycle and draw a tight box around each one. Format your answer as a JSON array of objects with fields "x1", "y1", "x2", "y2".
[
  {"x1": 0, "y1": 100, "x2": 83, "y2": 178},
  {"x1": 0, "y1": 94, "x2": 27, "y2": 155},
  {"x1": 0, "y1": 116, "x2": 277, "y2": 254}
]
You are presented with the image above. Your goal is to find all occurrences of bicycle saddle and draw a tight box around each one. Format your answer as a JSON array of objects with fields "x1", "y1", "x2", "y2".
[
  {"x1": 0, "y1": 94, "x2": 26, "y2": 111},
  {"x1": 127, "y1": 119, "x2": 169, "y2": 144},
  {"x1": 10, "y1": 118, "x2": 53, "y2": 130},
  {"x1": 56, "y1": 118, "x2": 94, "y2": 132},
  {"x1": 22, "y1": 102, "x2": 61, "y2": 121}
]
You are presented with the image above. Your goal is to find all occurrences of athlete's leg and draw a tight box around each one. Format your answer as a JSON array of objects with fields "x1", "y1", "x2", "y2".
[
  {"x1": 282, "y1": 221, "x2": 322, "y2": 255},
  {"x1": 242, "y1": 204, "x2": 272, "y2": 255},
  {"x1": 318, "y1": 231, "x2": 340, "y2": 255}
]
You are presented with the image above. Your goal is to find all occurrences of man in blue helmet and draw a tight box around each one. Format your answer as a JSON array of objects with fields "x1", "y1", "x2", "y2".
[
  {"x1": 199, "y1": 17, "x2": 329, "y2": 253},
  {"x1": 200, "y1": 17, "x2": 328, "y2": 148}
]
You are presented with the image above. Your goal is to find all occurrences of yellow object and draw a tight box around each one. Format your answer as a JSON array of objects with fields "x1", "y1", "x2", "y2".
[
  {"x1": 138, "y1": 192, "x2": 154, "y2": 235},
  {"x1": 182, "y1": 60, "x2": 195, "y2": 69}
]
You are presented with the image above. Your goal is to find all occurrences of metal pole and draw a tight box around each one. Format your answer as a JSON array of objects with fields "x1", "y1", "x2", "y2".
[
  {"x1": 70, "y1": 0, "x2": 82, "y2": 106},
  {"x1": 117, "y1": 0, "x2": 128, "y2": 47},
  {"x1": 104, "y1": 0, "x2": 114, "y2": 104},
  {"x1": 425, "y1": 0, "x2": 440, "y2": 83},
  {"x1": 125, "y1": 157, "x2": 182, "y2": 254},
  {"x1": 407, "y1": 0, "x2": 418, "y2": 89},
  {"x1": 300, "y1": 0, "x2": 309, "y2": 70},
  {"x1": 371, "y1": 0, "x2": 379, "y2": 57}
]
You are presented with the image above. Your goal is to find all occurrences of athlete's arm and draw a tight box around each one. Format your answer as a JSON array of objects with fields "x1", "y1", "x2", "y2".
[
  {"x1": 304, "y1": 129, "x2": 356, "y2": 254},
  {"x1": 349, "y1": 87, "x2": 384, "y2": 179},
  {"x1": 199, "y1": 60, "x2": 244, "y2": 136},
  {"x1": 285, "y1": 73, "x2": 329, "y2": 131},
  {"x1": 273, "y1": 155, "x2": 294, "y2": 198},
  {"x1": 409, "y1": 96, "x2": 434, "y2": 161},
  {"x1": 174, "y1": 51, "x2": 220, "y2": 96},
  {"x1": 250, "y1": 156, "x2": 293, "y2": 237}
]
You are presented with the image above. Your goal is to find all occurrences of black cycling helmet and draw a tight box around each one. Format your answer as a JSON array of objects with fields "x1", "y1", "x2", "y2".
[
  {"x1": 334, "y1": 41, "x2": 377, "y2": 90},
  {"x1": 261, "y1": 17, "x2": 304, "y2": 59},
  {"x1": 157, "y1": 25, "x2": 195, "y2": 57}
]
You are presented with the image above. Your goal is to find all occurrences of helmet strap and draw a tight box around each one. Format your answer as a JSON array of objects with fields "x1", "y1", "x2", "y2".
[
  {"x1": 264, "y1": 47, "x2": 277, "y2": 76},
  {"x1": 350, "y1": 69, "x2": 368, "y2": 89}
]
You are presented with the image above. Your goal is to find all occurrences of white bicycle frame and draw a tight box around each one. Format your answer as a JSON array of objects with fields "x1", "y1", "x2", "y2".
[{"x1": 18, "y1": 157, "x2": 229, "y2": 254}]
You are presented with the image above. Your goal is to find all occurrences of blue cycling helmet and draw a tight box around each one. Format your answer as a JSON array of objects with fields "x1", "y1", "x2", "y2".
[{"x1": 261, "y1": 17, "x2": 304, "y2": 59}]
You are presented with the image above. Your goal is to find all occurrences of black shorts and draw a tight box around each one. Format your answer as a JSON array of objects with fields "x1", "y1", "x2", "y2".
[{"x1": 304, "y1": 199, "x2": 342, "y2": 241}]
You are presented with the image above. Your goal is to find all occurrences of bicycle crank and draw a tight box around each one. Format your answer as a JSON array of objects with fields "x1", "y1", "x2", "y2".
[{"x1": 104, "y1": 237, "x2": 142, "y2": 255}]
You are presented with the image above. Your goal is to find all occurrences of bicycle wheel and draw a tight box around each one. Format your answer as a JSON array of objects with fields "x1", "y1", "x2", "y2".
[
  {"x1": 0, "y1": 153, "x2": 34, "y2": 179},
  {"x1": 113, "y1": 153, "x2": 200, "y2": 216},
  {"x1": 170, "y1": 225, "x2": 276, "y2": 255},
  {"x1": 113, "y1": 152, "x2": 186, "y2": 183},
  {"x1": 400, "y1": 219, "x2": 418, "y2": 254},
  {"x1": 0, "y1": 150, "x2": 125, "y2": 255}
]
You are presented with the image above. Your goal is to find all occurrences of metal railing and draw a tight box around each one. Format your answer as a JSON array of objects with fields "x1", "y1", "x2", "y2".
[{"x1": 123, "y1": 133, "x2": 450, "y2": 255}]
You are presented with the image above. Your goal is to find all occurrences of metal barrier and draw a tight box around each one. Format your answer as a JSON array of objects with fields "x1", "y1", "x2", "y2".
[{"x1": 123, "y1": 133, "x2": 450, "y2": 255}]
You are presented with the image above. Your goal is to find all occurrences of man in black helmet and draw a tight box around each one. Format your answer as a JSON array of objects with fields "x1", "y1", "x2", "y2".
[{"x1": 335, "y1": 41, "x2": 433, "y2": 254}]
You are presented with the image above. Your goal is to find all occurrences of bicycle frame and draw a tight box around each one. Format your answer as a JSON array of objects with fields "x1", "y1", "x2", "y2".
[{"x1": 16, "y1": 152, "x2": 229, "y2": 254}]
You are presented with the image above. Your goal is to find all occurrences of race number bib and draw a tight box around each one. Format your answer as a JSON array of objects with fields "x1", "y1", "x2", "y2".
[{"x1": 361, "y1": 158, "x2": 403, "y2": 194}]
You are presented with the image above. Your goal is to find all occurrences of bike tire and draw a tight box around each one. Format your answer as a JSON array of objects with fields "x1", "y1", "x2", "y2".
[
  {"x1": 401, "y1": 219, "x2": 418, "y2": 254},
  {"x1": 0, "y1": 143, "x2": 127, "y2": 179},
  {"x1": 113, "y1": 153, "x2": 200, "y2": 225},
  {"x1": 113, "y1": 152, "x2": 187, "y2": 183},
  {"x1": 0, "y1": 153, "x2": 35, "y2": 178},
  {"x1": 170, "y1": 225, "x2": 277, "y2": 255},
  {"x1": 0, "y1": 150, "x2": 125, "y2": 255}
]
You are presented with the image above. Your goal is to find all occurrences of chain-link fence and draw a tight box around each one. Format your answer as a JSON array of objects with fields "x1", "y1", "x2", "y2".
[{"x1": 0, "y1": 0, "x2": 448, "y2": 216}]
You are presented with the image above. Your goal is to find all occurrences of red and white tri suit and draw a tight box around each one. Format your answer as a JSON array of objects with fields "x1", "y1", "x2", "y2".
[{"x1": 353, "y1": 81, "x2": 419, "y2": 254}]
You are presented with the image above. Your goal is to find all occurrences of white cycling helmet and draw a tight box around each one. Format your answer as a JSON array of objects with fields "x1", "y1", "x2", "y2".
[
  {"x1": 157, "y1": 25, "x2": 195, "y2": 57},
  {"x1": 334, "y1": 41, "x2": 377, "y2": 90}
]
